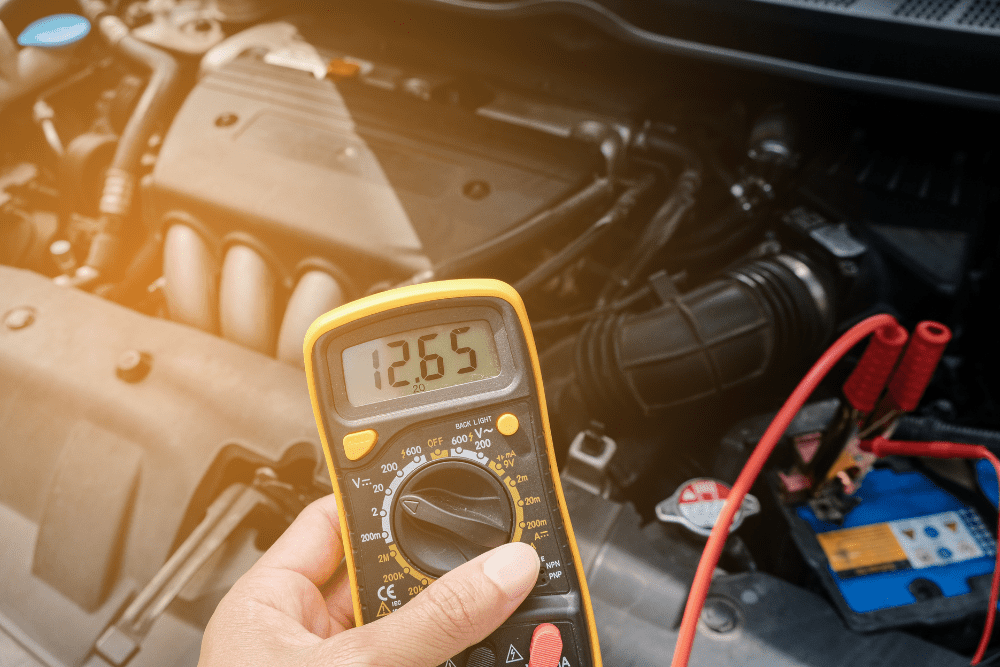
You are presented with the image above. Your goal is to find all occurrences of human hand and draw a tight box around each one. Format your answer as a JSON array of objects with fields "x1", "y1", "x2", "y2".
[{"x1": 199, "y1": 493, "x2": 541, "y2": 667}]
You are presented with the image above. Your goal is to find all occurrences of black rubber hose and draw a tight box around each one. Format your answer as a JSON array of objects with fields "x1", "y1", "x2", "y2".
[
  {"x1": 668, "y1": 201, "x2": 758, "y2": 268},
  {"x1": 405, "y1": 176, "x2": 614, "y2": 283},
  {"x1": 632, "y1": 131, "x2": 703, "y2": 175},
  {"x1": 575, "y1": 253, "x2": 833, "y2": 416},
  {"x1": 592, "y1": 134, "x2": 703, "y2": 304},
  {"x1": 398, "y1": 0, "x2": 1000, "y2": 113},
  {"x1": 531, "y1": 285, "x2": 651, "y2": 333},
  {"x1": 76, "y1": 0, "x2": 181, "y2": 277},
  {"x1": 108, "y1": 41, "x2": 177, "y2": 173},
  {"x1": 514, "y1": 173, "x2": 655, "y2": 294},
  {"x1": 101, "y1": 229, "x2": 163, "y2": 305},
  {"x1": 895, "y1": 416, "x2": 1000, "y2": 450},
  {"x1": 598, "y1": 167, "x2": 700, "y2": 304}
]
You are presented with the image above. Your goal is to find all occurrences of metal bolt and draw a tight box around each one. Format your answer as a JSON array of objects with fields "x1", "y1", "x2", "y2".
[
  {"x1": 701, "y1": 598, "x2": 739, "y2": 633},
  {"x1": 402, "y1": 78, "x2": 431, "y2": 100},
  {"x1": 4, "y1": 307, "x2": 35, "y2": 330},
  {"x1": 574, "y1": 119, "x2": 609, "y2": 141},
  {"x1": 116, "y1": 350, "x2": 152, "y2": 383},
  {"x1": 50, "y1": 240, "x2": 77, "y2": 274},
  {"x1": 462, "y1": 180, "x2": 491, "y2": 200},
  {"x1": 839, "y1": 260, "x2": 859, "y2": 277},
  {"x1": 253, "y1": 467, "x2": 279, "y2": 485},
  {"x1": 215, "y1": 113, "x2": 239, "y2": 128}
]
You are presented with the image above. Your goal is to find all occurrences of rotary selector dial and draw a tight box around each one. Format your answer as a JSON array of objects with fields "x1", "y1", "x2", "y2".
[
  {"x1": 392, "y1": 460, "x2": 513, "y2": 576},
  {"x1": 349, "y1": 408, "x2": 570, "y2": 620}
]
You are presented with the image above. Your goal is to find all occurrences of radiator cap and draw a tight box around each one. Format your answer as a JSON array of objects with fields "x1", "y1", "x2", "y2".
[{"x1": 656, "y1": 478, "x2": 760, "y2": 537}]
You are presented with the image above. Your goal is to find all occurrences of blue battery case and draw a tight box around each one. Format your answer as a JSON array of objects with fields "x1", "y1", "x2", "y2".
[{"x1": 783, "y1": 467, "x2": 996, "y2": 631}]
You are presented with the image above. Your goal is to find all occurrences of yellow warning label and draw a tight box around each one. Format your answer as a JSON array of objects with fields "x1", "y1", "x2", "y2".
[
  {"x1": 376, "y1": 601, "x2": 391, "y2": 617},
  {"x1": 816, "y1": 523, "x2": 911, "y2": 579}
]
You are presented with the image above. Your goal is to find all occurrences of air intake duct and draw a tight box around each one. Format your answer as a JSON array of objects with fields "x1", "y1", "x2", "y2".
[{"x1": 575, "y1": 254, "x2": 833, "y2": 415}]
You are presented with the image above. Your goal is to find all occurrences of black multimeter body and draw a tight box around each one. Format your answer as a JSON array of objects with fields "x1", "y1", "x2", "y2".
[{"x1": 304, "y1": 280, "x2": 600, "y2": 667}]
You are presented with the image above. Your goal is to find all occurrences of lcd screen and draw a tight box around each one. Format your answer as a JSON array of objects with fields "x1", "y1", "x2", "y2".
[{"x1": 342, "y1": 319, "x2": 501, "y2": 406}]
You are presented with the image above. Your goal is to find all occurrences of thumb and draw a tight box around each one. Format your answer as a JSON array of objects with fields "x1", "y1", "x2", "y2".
[{"x1": 329, "y1": 541, "x2": 540, "y2": 667}]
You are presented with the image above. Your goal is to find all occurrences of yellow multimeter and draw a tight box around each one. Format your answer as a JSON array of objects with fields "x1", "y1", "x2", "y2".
[{"x1": 304, "y1": 279, "x2": 601, "y2": 667}]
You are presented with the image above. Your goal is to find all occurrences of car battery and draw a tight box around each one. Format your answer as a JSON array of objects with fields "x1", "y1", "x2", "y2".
[
  {"x1": 781, "y1": 466, "x2": 997, "y2": 632},
  {"x1": 977, "y1": 460, "x2": 1000, "y2": 509}
]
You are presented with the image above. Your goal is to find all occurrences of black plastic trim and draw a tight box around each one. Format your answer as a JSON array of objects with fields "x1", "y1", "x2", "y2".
[{"x1": 399, "y1": 0, "x2": 1000, "y2": 111}]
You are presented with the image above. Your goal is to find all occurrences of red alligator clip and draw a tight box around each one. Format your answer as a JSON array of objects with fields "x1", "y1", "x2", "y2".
[
  {"x1": 842, "y1": 321, "x2": 908, "y2": 413},
  {"x1": 886, "y1": 321, "x2": 952, "y2": 413}
]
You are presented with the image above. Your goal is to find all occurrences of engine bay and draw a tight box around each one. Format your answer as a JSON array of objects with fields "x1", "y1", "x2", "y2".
[{"x1": 3, "y1": 0, "x2": 1000, "y2": 665}]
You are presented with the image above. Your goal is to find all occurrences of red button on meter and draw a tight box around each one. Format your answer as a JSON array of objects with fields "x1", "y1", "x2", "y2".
[{"x1": 527, "y1": 623, "x2": 563, "y2": 667}]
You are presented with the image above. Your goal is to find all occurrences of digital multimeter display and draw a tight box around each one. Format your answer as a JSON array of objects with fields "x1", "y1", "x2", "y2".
[
  {"x1": 341, "y1": 319, "x2": 501, "y2": 406},
  {"x1": 308, "y1": 281, "x2": 601, "y2": 666}
]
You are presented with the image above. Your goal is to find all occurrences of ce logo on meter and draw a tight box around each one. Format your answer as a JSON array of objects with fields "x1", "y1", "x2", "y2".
[{"x1": 378, "y1": 584, "x2": 396, "y2": 601}]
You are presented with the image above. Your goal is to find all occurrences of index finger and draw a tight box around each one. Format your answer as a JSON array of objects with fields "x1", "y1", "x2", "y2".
[{"x1": 254, "y1": 493, "x2": 345, "y2": 587}]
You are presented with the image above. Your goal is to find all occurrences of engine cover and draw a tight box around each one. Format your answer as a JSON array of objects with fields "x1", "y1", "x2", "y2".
[
  {"x1": 0, "y1": 266, "x2": 321, "y2": 666},
  {"x1": 145, "y1": 54, "x2": 600, "y2": 282}
]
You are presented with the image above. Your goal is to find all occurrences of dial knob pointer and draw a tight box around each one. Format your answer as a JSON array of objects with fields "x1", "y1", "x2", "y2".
[{"x1": 399, "y1": 488, "x2": 508, "y2": 546}]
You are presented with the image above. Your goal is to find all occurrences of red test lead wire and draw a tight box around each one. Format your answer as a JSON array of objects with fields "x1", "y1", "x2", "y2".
[
  {"x1": 861, "y1": 437, "x2": 981, "y2": 460},
  {"x1": 886, "y1": 321, "x2": 952, "y2": 413},
  {"x1": 669, "y1": 313, "x2": 899, "y2": 667},
  {"x1": 859, "y1": 437, "x2": 1000, "y2": 665},
  {"x1": 842, "y1": 322, "x2": 909, "y2": 414}
]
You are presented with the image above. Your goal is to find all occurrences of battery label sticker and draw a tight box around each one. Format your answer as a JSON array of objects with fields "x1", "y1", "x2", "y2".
[
  {"x1": 816, "y1": 509, "x2": 995, "y2": 579},
  {"x1": 816, "y1": 523, "x2": 911, "y2": 578},
  {"x1": 889, "y1": 510, "x2": 993, "y2": 569}
]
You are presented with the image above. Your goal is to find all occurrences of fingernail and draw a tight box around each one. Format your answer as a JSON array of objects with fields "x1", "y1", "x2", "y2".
[{"x1": 483, "y1": 542, "x2": 540, "y2": 600}]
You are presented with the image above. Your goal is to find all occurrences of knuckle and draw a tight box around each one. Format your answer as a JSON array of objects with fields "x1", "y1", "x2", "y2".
[
  {"x1": 326, "y1": 634, "x2": 386, "y2": 667},
  {"x1": 301, "y1": 497, "x2": 339, "y2": 529}
]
